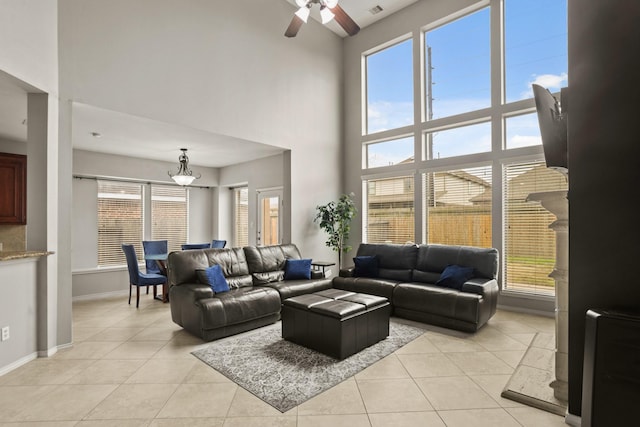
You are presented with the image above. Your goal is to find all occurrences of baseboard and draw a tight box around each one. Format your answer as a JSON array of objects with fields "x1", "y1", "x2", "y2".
[
  {"x1": 72, "y1": 289, "x2": 128, "y2": 301},
  {"x1": 0, "y1": 352, "x2": 38, "y2": 376},
  {"x1": 564, "y1": 411, "x2": 581, "y2": 426}
]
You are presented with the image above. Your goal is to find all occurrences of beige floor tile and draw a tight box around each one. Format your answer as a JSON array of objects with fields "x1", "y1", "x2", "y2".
[
  {"x1": 468, "y1": 374, "x2": 525, "y2": 408},
  {"x1": 357, "y1": 378, "x2": 433, "y2": 413},
  {"x1": 88, "y1": 327, "x2": 145, "y2": 342},
  {"x1": 414, "y1": 376, "x2": 499, "y2": 411},
  {"x1": 470, "y1": 329, "x2": 528, "y2": 352},
  {"x1": 73, "y1": 327, "x2": 105, "y2": 342},
  {"x1": 85, "y1": 383, "x2": 178, "y2": 420},
  {"x1": 149, "y1": 418, "x2": 224, "y2": 427},
  {"x1": 0, "y1": 422, "x2": 78, "y2": 427},
  {"x1": 66, "y1": 359, "x2": 146, "y2": 384},
  {"x1": 492, "y1": 350, "x2": 526, "y2": 369},
  {"x1": 397, "y1": 353, "x2": 463, "y2": 377},
  {"x1": 298, "y1": 378, "x2": 366, "y2": 415},
  {"x1": 369, "y1": 411, "x2": 446, "y2": 427},
  {"x1": 183, "y1": 361, "x2": 233, "y2": 383},
  {"x1": 506, "y1": 406, "x2": 568, "y2": 426},
  {"x1": 490, "y1": 320, "x2": 540, "y2": 335},
  {"x1": 508, "y1": 333, "x2": 536, "y2": 346},
  {"x1": 155, "y1": 383, "x2": 237, "y2": 418},
  {"x1": 394, "y1": 335, "x2": 440, "y2": 354},
  {"x1": 227, "y1": 386, "x2": 296, "y2": 417},
  {"x1": 437, "y1": 408, "x2": 521, "y2": 427},
  {"x1": 354, "y1": 354, "x2": 410, "y2": 380},
  {"x1": 445, "y1": 351, "x2": 514, "y2": 375},
  {"x1": 0, "y1": 385, "x2": 56, "y2": 421},
  {"x1": 125, "y1": 358, "x2": 196, "y2": 384},
  {"x1": 297, "y1": 414, "x2": 372, "y2": 427},
  {"x1": 427, "y1": 334, "x2": 486, "y2": 353},
  {"x1": 103, "y1": 341, "x2": 166, "y2": 359},
  {"x1": 223, "y1": 416, "x2": 297, "y2": 427},
  {"x1": 0, "y1": 359, "x2": 94, "y2": 385},
  {"x1": 130, "y1": 327, "x2": 184, "y2": 342},
  {"x1": 54, "y1": 341, "x2": 122, "y2": 359},
  {"x1": 520, "y1": 346, "x2": 554, "y2": 371},
  {"x1": 14, "y1": 384, "x2": 117, "y2": 421},
  {"x1": 75, "y1": 420, "x2": 151, "y2": 426}
]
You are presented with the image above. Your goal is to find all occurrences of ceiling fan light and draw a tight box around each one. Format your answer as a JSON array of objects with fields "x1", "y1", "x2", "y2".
[
  {"x1": 320, "y1": 6, "x2": 335, "y2": 24},
  {"x1": 295, "y1": 0, "x2": 308, "y2": 7},
  {"x1": 295, "y1": 6, "x2": 310, "y2": 23},
  {"x1": 324, "y1": 0, "x2": 339, "y2": 8}
]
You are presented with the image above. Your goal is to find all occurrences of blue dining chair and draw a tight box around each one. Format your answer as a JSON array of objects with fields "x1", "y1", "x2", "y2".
[
  {"x1": 211, "y1": 239, "x2": 227, "y2": 248},
  {"x1": 121, "y1": 244, "x2": 167, "y2": 308},
  {"x1": 181, "y1": 243, "x2": 211, "y2": 250},
  {"x1": 142, "y1": 240, "x2": 168, "y2": 275}
]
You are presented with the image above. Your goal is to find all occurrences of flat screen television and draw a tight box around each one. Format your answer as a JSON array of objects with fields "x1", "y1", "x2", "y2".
[{"x1": 532, "y1": 84, "x2": 568, "y2": 175}]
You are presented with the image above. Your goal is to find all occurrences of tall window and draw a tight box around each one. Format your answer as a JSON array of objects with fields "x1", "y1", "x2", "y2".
[
  {"x1": 365, "y1": 38, "x2": 413, "y2": 134},
  {"x1": 359, "y1": 0, "x2": 568, "y2": 299},
  {"x1": 151, "y1": 185, "x2": 188, "y2": 253},
  {"x1": 504, "y1": 0, "x2": 568, "y2": 102},
  {"x1": 364, "y1": 175, "x2": 415, "y2": 244},
  {"x1": 503, "y1": 162, "x2": 567, "y2": 294},
  {"x1": 234, "y1": 187, "x2": 249, "y2": 247},
  {"x1": 423, "y1": 166, "x2": 492, "y2": 247},
  {"x1": 97, "y1": 181, "x2": 143, "y2": 266},
  {"x1": 425, "y1": 7, "x2": 490, "y2": 120}
]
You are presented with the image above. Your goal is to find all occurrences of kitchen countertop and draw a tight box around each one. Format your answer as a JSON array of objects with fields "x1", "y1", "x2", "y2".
[{"x1": 0, "y1": 250, "x2": 55, "y2": 261}]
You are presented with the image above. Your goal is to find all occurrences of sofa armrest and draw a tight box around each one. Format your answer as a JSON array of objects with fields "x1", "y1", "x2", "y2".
[
  {"x1": 461, "y1": 277, "x2": 498, "y2": 296},
  {"x1": 339, "y1": 267, "x2": 355, "y2": 277}
]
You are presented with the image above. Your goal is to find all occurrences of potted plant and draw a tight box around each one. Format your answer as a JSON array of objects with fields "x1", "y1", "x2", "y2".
[{"x1": 314, "y1": 193, "x2": 357, "y2": 269}]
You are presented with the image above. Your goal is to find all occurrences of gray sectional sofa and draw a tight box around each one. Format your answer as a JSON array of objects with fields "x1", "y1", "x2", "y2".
[
  {"x1": 334, "y1": 243, "x2": 499, "y2": 332},
  {"x1": 167, "y1": 242, "x2": 499, "y2": 342}
]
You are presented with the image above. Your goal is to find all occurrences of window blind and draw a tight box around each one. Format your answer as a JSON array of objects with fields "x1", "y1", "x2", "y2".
[
  {"x1": 97, "y1": 181, "x2": 143, "y2": 267},
  {"x1": 234, "y1": 187, "x2": 249, "y2": 247},
  {"x1": 503, "y1": 162, "x2": 568, "y2": 295},
  {"x1": 422, "y1": 166, "x2": 492, "y2": 247},
  {"x1": 365, "y1": 175, "x2": 415, "y2": 244},
  {"x1": 151, "y1": 185, "x2": 188, "y2": 253}
]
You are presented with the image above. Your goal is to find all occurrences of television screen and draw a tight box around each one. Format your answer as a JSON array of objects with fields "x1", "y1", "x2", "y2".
[{"x1": 532, "y1": 84, "x2": 568, "y2": 174}]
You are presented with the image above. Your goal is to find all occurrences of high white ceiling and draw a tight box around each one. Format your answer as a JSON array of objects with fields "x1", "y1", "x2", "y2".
[{"x1": 0, "y1": 0, "x2": 416, "y2": 168}]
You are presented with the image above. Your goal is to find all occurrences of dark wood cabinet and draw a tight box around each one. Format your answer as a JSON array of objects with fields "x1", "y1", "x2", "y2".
[{"x1": 0, "y1": 152, "x2": 27, "y2": 224}]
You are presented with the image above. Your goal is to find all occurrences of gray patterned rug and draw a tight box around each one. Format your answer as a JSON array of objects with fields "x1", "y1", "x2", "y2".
[{"x1": 191, "y1": 319, "x2": 426, "y2": 412}]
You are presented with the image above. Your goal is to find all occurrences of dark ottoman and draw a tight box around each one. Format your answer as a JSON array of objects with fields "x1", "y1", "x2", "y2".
[{"x1": 281, "y1": 290, "x2": 391, "y2": 359}]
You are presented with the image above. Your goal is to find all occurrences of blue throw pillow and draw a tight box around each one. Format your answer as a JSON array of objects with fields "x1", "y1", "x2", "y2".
[
  {"x1": 204, "y1": 264, "x2": 230, "y2": 293},
  {"x1": 435, "y1": 264, "x2": 474, "y2": 290},
  {"x1": 353, "y1": 255, "x2": 379, "y2": 278},
  {"x1": 284, "y1": 258, "x2": 312, "y2": 280}
]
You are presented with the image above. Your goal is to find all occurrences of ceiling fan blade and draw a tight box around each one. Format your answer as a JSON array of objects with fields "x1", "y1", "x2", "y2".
[
  {"x1": 330, "y1": 4, "x2": 360, "y2": 36},
  {"x1": 285, "y1": 15, "x2": 304, "y2": 38}
]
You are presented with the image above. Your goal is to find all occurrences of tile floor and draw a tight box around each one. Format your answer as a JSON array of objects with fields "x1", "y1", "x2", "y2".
[{"x1": 0, "y1": 294, "x2": 569, "y2": 426}]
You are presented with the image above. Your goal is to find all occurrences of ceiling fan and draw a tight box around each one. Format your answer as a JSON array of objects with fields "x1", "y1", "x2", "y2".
[{"x1": 285, "y1": 0, "x2": 360, "y2": 38}]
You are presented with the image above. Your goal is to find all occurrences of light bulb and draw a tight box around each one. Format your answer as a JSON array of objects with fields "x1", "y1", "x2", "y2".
[
  {"x1": 295, "y1": 0, "x2": 308, "y2": 7},
  {"x1": 325, "y1": 0, "x2": 338, "y2": 8},
  {"x1": 172, "y1": 175, "x2": 196, "y2": 186},
  {"x1": 295, "y1": 6, "x2": 310, "y2": 23},
  {"x1": 320, "y1": 6, "x2": 335, "y2": 24}
]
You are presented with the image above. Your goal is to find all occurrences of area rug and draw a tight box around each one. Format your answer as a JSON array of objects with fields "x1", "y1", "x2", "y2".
[
  {"x1": 191, "y1": 319, "x2": 425, "y2": 412},
  {"x1": 501, "y1": 332, "x2": 568, "y2": 416}
]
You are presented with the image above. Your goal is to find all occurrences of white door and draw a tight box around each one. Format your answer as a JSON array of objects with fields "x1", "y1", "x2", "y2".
[{"x1": 257, "y1": 188, "x2": 283, "y2": 246}]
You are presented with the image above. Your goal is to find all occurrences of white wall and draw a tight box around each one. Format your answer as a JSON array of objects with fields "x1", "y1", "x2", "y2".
[
  {"x1": 59, "y1": 0, "x2": 344, "y2": 265},
  {"x1": 0, "y1": 0, "x2": 65, "y2": 367}
]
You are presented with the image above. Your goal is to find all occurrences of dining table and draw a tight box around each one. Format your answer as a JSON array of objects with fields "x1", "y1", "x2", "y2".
[{"x1": 144, "y1": 252, "x2": 169, "y2": 302}]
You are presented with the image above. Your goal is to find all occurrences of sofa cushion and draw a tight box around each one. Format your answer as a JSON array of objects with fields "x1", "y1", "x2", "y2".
[
  {"x1": 355, "y1": 243, "x2": 417, "y2": 282},
  {"x1": 252, "y1": 271, "x2": 285, "y2": 285},
  {"x1": 284, "y1": 258, "x2": 312, "y2": 280},
  {"x1": 393, "y1": 283, "x2": 482, "y2": 324},
  {"x1": 198, "y1": 287, "x2": 282, "y2": 330},
  {"x1": 244, "y1": 244, "x2": 302, "y2": 274},
  {"x1": 353, "y1": 255, "x2": 379, "y2": 278},
  {"x1": 435, "y1": 264, "x2": 474, "y2": 291},
  {"x1": 197, "y1": 265, "x2": 230, "y2": 294},
  {"x1": 415, "y1": 244, "x2": 498, "y2": 280}
]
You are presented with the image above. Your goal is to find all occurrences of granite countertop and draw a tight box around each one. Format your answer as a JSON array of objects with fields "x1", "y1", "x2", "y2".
[{"x1": 0, "y1": 250, "x2": 55, "y2": 261}]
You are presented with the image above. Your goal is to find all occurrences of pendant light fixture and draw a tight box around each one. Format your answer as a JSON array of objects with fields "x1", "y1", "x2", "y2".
[{"x1": 168, "y1": 148, "x2": 201, "y2": 186}]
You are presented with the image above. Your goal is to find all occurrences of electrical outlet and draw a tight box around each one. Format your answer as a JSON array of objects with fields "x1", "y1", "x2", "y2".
[{"x1": 1, "y1": 326, "x2": 9, "y2": 341}]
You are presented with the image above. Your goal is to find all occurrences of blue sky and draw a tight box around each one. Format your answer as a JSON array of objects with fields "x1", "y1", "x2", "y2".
[{"x1": 366, "y1": 0, "x2": 567, "y2": 168}]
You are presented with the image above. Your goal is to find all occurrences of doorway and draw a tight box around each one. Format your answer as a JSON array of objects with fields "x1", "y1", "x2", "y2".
[{"x1": 257, "y1": 188, "x2": 282, "y2": 246}]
